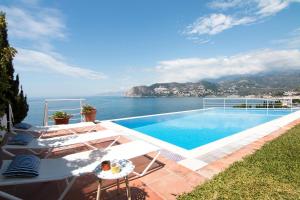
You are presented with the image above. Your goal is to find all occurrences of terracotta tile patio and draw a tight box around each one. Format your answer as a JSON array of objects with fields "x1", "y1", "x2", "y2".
[{"x1": 1, "y1": 119, "x2": 300, "y2": 199}]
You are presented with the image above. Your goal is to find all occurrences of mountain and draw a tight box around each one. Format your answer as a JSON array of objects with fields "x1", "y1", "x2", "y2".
[{"x1": 125, "y1": 70, "x2": 300, "y2": 97}]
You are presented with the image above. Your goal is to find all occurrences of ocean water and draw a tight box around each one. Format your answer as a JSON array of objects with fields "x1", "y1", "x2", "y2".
[{"x1": 25, "y1": 96, "x2": 204, "y2": 125}]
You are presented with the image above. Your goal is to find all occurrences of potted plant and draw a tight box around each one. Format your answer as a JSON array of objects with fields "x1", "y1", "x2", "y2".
[
  {"x1": 51, "y1": 111, "x2": 72, "y2": 125},
  {"x1": 82, "y1": 104, "x2": 97, "y2": 122}
]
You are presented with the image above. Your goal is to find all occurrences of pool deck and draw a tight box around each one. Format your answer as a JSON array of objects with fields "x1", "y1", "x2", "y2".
[{"x1": 1, "y1": 118, "x2": 300, "y2": 199}]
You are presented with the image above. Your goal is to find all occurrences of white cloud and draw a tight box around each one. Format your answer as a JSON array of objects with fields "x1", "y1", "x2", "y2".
[
  {"x1": 185, "y1": 0, "x2": 300, "y2": 37},
  {"x1": 15, "y1": 48, "x2": 106, "y2": 80},
  {"x1": 0, "y1": 5, "x2": 65, "y2": 42},
  {"x1": 209, "y1": 0, "x2": 295, "y2": 15},
  {"x1": 256, "y1": 0, "x2": 290, "y2": 17},
  {"x1": 1, "y1": 3, "x2": 108, "y2": 81},
  {"x1": 185, "y1": 14, "x2": 255, "y2": 35},
  {"x1": 155, "y1": 49, "x2": 300, "y2": 82},
  {"x1": 208, "y1": 0, "x2": 245, "y2": 10}
]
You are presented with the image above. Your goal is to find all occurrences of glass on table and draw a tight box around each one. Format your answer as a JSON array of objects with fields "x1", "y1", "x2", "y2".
[{"x1": 111, "y1": 159, "x2": 121, "y2": 174}]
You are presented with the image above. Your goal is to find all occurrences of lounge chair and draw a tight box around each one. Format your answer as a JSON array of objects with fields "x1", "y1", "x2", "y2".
[
  {"x1": 0, "y1": 140, "x2": 161, "y2": 200},
  {"x1": 2, "y1": 130, "x2": 121, "y2": 158},
  {"x1": 8, "y1": 104, "x2": 97, "y2": 138}
]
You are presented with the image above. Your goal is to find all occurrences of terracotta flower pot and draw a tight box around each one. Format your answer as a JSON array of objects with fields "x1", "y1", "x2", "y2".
[
  {"x1": 54, "y1": 117, "x2": 70, "y2": 125},
  {"x1": 83, "y1": 109, "x2": 97, "y2": 122}
]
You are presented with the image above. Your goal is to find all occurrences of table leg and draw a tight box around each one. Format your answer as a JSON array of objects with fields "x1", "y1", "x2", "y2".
[
  {"x1": 96, "y1": 179, "x2": 102, "y2": 200},
  {"x1": 117, "y1": 179, "x2": 120, "y2": 194},
  {"x1": 125, "y1": 176, "x2": 131, "y2": 200}
]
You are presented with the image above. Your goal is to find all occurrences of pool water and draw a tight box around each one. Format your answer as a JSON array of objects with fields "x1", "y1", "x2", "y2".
[{"x1": 114, "y1": 108, "x2": 294, "y2": 150}]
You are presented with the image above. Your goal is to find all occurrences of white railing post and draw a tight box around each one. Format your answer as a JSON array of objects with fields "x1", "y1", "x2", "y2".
[
  {"x1": 43, "y1": 101, "x2": 48, "y2": 126},
  {"x1": 223, "y1": 98, "x2": 226, "y2": 110},
  {"x1": 246, "y1": 99, "x2": 248, "y2": 110},
  {"x1": 203, "y1": 98, "x2": 205, "y2": 109},
  {"x1": 80, "y1": 99, "x2": 84, "y2": 122},
  {"x1": 291, "y1": 98, "x2": 293, "y2": 111}
]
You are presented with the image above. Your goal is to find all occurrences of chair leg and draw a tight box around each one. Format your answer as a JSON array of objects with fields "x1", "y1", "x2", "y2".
[
  {"x1": 0, "y1": 191, "x2": 23, "y2": 200},
  {"x1": 117, "y1": 179, "x2": 120, "y2": 194},
  {"x1": 58, "y1": 177, "x2": 77, "y2": 200},
  {"x1": 82, "y1": 135, "x2": 120, "y2": 151},
  {"x1": 82, "y1": 141, "x2": 98, "y2": 150},
  {"x1": 68, "y1": 128, "x2": 78, "y2": 135},
  {"x1": 125, "y1": 176, "x2": 131, "y2": 200},
  {"x1": 38, "y1": 130, "x2": 46, "y2": 139},
  {"x1": 133, "y1": 150, "x2": 161, "y2": 177},
  {"x1": 104, "y1": 136, "x2": 120, "y2": 150},
  {"x1": 96, "y1": 179, "x2": 102, "y2": 200},
  {"x1": 27, "y1": 148, "x2": 42, "y2": 155},
  {"x1": 44, "y1": 148, "x2": 54, "y2": 158},
  {"x1": 2, "y1": 148, "x2": 16, "y2": 157},
  {"x1": 86, "y1": 125, "x2": 98, "y2": 133}
]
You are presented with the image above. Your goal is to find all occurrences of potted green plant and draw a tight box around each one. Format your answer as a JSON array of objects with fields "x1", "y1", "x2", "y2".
[
  {"x1": 51, "y1": 111, "x2": 72, "y2": 125},
  {"x1": 81, "y1": 104, "x2": 97, "y2": 122}
]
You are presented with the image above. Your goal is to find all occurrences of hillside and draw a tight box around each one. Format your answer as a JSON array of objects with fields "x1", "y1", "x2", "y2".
[{"x1": 125, "y1": 70, "x2": 300, "y2": 97}]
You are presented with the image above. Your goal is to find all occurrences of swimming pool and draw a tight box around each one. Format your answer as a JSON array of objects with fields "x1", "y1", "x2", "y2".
[{"x1": 114, "y1": 108, "x2": 295, "y2": 150}]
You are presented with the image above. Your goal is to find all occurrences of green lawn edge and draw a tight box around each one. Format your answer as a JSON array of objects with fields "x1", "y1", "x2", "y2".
[{"x1": 178, "y1": 124, "x2": 300, "y2": 200}]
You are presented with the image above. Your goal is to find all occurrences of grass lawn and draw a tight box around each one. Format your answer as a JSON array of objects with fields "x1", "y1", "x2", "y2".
[{"x1": 178, "y1": 124, "x2": 300, "y2": 200}]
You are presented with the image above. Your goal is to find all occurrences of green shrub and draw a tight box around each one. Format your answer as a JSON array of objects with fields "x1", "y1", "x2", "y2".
[
  {"x1": 51, "y1": 111, "x2": 71, "y2": 119},
  {"x1": 82, "y1": 104, "x2": 96, "y2": 114}
]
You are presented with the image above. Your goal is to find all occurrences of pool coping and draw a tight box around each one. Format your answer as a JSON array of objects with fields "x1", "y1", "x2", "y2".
[{"x1": 101, "y1": 108, "x2": 300, "y2": 171}]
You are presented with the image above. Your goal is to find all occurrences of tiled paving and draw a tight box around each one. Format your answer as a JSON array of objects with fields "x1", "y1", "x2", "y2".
[
  {"x1": 159, "y1": 149, "x2": 185, "y2": 162},
  {"x1": 1, "y1": 119, "x2": 300, "y2": 199},
  {"x1": 178, "y1": 158, "x2": 207, "y2": 171},
  {"x1": 196, "y1": 119, "x2": 300, "y2": 179}
]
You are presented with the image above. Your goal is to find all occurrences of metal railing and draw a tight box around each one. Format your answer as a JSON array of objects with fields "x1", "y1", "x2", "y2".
[
  {"x1": 43, "y1": 98, "x2": 85, "y2": 126},
  {"x1": 203, "y1": 97, "x2": 300, "y2": 111}
]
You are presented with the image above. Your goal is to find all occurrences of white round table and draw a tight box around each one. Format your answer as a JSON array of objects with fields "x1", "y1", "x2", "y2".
[{"x1": 94, "y1": 159, "x2": 135, "y2": 200}]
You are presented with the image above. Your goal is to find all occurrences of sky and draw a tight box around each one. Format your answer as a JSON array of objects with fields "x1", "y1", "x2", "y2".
[{"x1": 0, "y1": 0, "x2": 300, "y2": 97}]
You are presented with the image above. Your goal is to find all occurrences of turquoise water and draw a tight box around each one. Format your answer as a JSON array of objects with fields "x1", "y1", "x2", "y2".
[
  {"x1": 25, "y1": 96, "x2": 204, "y2": 125},
  {"x1": 115, "y1": 108, "x2": 293, "y2": 150}
]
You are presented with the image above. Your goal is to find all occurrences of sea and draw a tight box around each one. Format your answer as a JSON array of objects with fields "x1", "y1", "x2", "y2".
[{"x1": 25, "y1": 96, "x2": 204, "y2": 125}]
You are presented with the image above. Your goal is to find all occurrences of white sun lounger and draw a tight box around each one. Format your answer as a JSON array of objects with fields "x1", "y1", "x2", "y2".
[
  {"x1": 8, "y1": 104, "x2": 96, "y2": 138},
  {"x1": 0, "y1": 140, "x2": 160, "y2": 200},
  {"x1": 2, "y1": 130, "x2": 122, "y2": 158}
]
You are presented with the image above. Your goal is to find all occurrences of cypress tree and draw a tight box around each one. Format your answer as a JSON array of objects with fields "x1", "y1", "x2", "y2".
[
  {"x1": 0, "y1": 11, "x2": 28, "y2": 123},
  {"x1": 0, "y1": 12, "x2": 10, "y2": 117},
  {"x1": 12, "y1": 78, "x2": 29, "y2": 123},
  {"x1": 0, "y1": 61, "x2": 9, "y2": 117}
]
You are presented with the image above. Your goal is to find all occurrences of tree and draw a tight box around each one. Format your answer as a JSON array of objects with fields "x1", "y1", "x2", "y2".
[
  {"x1": 0, "y1": 11, "x2": 28, "y2": 123},
  {"x1": 0, "y1": 12, "x2": 11, "y2": 117},
  {"x1": 0, "y1": 62, "x2": 9, "y2": 117},
  {"x1": 11, "y1": 76, "x2": 29, "y2": 123}
]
